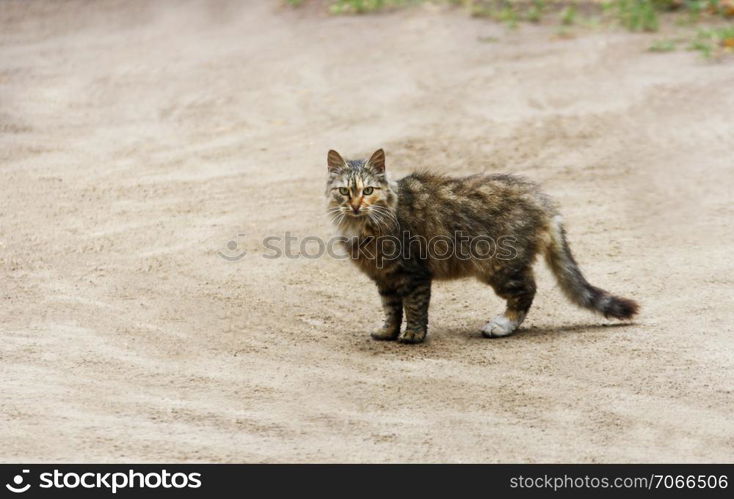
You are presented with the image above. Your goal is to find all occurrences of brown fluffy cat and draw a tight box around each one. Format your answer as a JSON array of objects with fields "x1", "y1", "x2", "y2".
[{"x1": 326, "y1": 148, "x2": 638, "y2": 344}]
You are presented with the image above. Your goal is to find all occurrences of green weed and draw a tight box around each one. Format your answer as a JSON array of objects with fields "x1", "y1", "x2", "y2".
[
  {"x1": 608, "y1": 0, "x2": 660, "y2": 31},
  {"x1": 688, "y1": 25, "x2": 734, "y2": 58},
  {"x1": 284, "y1": 0, "x2": 734, "y2": 39},
  {"x1": 561, "y1": 4, "x2": 578, "y2": 25},
  {"x1": 648, "y1": 38, "x2": 677, "y2": 51}
]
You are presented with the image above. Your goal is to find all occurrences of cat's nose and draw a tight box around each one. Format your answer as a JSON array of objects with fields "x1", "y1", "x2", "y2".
[{"x1": 351, "y1": 205, "x2": 360, "y2": 214}]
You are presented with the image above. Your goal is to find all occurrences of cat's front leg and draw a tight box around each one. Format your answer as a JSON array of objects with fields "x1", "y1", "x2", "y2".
[
  {"x1": 371, "y1": 286, "x2": 403, "y2": 341},
  {"x1": 398, "y1": 279, "x2": 431, "y2": 344}
]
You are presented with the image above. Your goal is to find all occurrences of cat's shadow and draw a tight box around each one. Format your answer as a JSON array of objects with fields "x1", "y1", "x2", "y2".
[
  {"x1": 356, "y1": 322, "x2": 638, "y2": 354},
  {"x1": 444, "y1": 321, "x2": 636, "y2": 342}
]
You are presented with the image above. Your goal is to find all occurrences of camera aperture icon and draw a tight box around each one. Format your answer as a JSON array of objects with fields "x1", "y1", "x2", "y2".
[
  {"x1": 217, "y1": 232, "x2": 247, "y2": 262},
  {"x1": 6, "y1": 470, "x2": 31, "y2": 493}
]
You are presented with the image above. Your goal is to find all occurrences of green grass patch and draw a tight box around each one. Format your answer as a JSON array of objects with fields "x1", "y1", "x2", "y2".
[
  {"x1": 526, "y1": 0, "x2": 547, "y2": 22},
  {"x1": 284, "y1": 0, "x2": 734, "y2": 36},
  {"x1": 648, "y1": 38, "x2": 678, "y2": 50},
  {"x1": 604, "y1": 0, "x2": 659, "y2": 31},
  {"x1": 688, "y1": 25, "x2": 734, "y2": 57},
  {"x1": 560, "y1": 4, "x2": 578, "y2": 25},
  {"x1": 327, "y1": 0, "x2": 421, "y2": 13}
]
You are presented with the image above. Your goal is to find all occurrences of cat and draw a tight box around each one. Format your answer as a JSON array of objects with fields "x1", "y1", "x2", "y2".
[{"x1": 325, "y1": 148, "x2": 639, "y2": 344}]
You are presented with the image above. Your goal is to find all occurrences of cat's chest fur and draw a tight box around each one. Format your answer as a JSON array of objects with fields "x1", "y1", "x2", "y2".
[{"x1": 337, "y1": 223, "x2": 401, "y2": 278}]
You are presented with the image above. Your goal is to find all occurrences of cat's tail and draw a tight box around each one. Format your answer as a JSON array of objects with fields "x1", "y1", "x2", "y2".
[{"x1": 543, "y1": 216, "x2": 639, "y2": 320}]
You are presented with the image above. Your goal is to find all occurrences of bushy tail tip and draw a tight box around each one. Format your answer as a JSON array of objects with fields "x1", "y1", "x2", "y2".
[{"x1": 544, "y1": 217, "x2": 639, "y2": 320}]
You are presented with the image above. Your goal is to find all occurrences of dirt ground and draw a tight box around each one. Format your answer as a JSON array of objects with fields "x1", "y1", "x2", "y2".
[{"x1": 1, "y1": 0, "x2": 733, "y2": 463}]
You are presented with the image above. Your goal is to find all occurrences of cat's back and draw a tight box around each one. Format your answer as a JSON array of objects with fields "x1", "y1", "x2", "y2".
[
  {"x1": 396, "y1": 171, "x2": 553, "y2": 216},
  {"x1": 393, "y1": 171, "x2": 554, "y2": 279}
]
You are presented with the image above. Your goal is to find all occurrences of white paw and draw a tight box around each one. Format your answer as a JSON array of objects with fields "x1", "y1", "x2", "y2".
[{"x1": 481, "y1": 315, "x2": 518, "y2": 338}]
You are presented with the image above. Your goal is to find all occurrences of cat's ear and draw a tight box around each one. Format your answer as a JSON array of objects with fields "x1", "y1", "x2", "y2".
[
  {"x1": 327, "y1": 150, "x2": 346, "y2": 173},
  {"x1": 368, "y1": 148, "x2": 385, "y2": 173}
]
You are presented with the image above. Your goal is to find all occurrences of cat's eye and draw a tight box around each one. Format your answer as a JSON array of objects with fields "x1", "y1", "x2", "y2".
[
  {"x1": 363, "y1": 187, "x2": 374, "y2": 195},
  {"x1": 338, "y1": 187, "x2": 349, "y2": 196}
]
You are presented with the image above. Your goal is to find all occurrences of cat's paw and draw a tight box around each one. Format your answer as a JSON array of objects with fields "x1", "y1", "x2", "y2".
[
  {"x1": 397, "y1": 327, "x2": 426, "y2": 344},
  {"x1": 481, "y1": 315, "x2": 518, "y2": 338},
  {"x1": 371, "y1": 326, "x2": 400, "y2": 341}
]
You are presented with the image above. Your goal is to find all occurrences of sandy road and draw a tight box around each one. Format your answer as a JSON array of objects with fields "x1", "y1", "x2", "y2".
[{"x1": 1, "y1": 0, "x2": 733, "y2": 462}]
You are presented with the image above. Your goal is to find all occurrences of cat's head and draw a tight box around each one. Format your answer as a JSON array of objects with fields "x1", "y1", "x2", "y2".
[{"x1": 325, "y1": 149, "x2": 397, "y2": 230}]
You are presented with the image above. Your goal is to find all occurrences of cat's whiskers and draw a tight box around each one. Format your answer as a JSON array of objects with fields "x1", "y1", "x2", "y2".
[
  {"x1": 369, "y1": 205, "x2": 399, "y2": 232},
  {"x1": 366, "y1": 210, "x2": 388, "y2": 233},
  {"x1": 331, "y1": 213, "x2": 347, "y2": 228},
  {"x1": 327, "y1": 206, "x2": 348, "y2": 226},
  {"x1": 369, "y1": 212, "x2": 391, "y2": 234}
]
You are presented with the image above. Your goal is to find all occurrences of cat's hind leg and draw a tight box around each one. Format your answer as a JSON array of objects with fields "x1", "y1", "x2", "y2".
[{"x1": 482, "y1": 268, "x2": 536, "y2": 338}]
